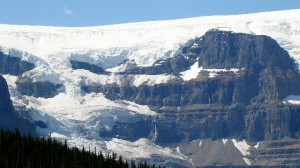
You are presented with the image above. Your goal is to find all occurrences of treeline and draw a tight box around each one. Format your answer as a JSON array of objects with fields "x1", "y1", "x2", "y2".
[{"x1": 0, "y1": 129, "x2": 161, "y2": 168}]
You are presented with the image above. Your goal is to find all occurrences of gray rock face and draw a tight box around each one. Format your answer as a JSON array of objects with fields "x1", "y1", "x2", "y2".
[
  {"x1": 194, "y1": 31, "x2": 296, "y2": 70},
  {"x1": 70, "y1": 60, "x2": 108, "y2": 74},
  {"x1": 0, "y1": 74, "x2": 34, "y2": 133},
  {"x1": 120, "y1": 55, "x2": 192, "y2": 75},
  {"x1": 16, "y1": 77, "x2": 62, "y2": 98},
  {"x1": 0, "y1": 75, "x2": 14, "y2": 114},
  {"x1": 0, "y1": 51, "x2": 35, "y2": 75},
  {"x1": 251, "y1": 139, "x2": 300, "y2": 167},
  {"x1": 175, "y1": 138, "x2": 300, "y2": 168},
  {"x1": 83, "y1": 31, "x2": 300, "y2": 145},
  {"x1": 179, "y1": 139, "x2": 248, "y2": 167}
]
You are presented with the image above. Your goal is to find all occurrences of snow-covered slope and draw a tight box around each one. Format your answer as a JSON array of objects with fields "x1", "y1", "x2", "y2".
[
  {"x1": 0, "y1": 9, "x2": 300, "y2": 68},
  {"x1": 1, "y1": 9, "x2": 300, "y2": 86},
  {"x1": 1, "y1": 9, "x2": 300, "y2": 164}
]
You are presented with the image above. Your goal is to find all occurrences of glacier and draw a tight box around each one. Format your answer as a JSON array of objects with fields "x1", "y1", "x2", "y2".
[{"x1": 1, "y1": 9, "x2": 300, "y2": 166}]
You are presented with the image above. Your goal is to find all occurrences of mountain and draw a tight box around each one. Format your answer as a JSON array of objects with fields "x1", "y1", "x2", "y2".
[{"x1": 0, "y1": 9, "x2": 300, "y2": 167}]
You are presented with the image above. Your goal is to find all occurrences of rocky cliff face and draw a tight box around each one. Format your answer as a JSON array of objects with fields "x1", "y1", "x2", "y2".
[
  {"x1": 0, "y1": 51, "x2": 34, "y2": 75},
  {"x1": 0, "y1": 74, "x2": 33, "y2": 133},
  {"x1": 16, "y1": 77, "x2": 62, "y2": 98},
  {"x1": 0, "y1": 75, "x2": 14, "y2": 114},
  {"x1": 70, "y1": 60, "x2": 108, "y2": 74},
  {"x1": 82, "y1": 30, "x2": 300, "y2": 144}
]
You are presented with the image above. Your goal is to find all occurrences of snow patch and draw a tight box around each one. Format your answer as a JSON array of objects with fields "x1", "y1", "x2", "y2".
[
  {"x1": 180, "y1": 62, "x2": 241, "y2": 80},
  {"x1": 243, "y1": 157, "x2": 251, "y2": 166},
  {"x1": 205, "y1": 68, "x2": 240, "y2": 78},
  {"x1": 199, "y1": 141, "x2": 202, "y2": 147},
  {"x1": 180, "y1": 62, "x2": 202, "y2": 81},
  {"x1": 106, "y1": 63, "x2": 128, "y2": 73},
  {"x1": 254, "y1": 142, "x2": 260, "y2": 149},
  {"x1": 106, "y1": 138, "x2": 184, "y2": 160},
  {"x1": 176, "y1": 146, "x2": 181, "y2": 154},
  {"x1": 222, "y1": 139, "x2": 228, "y2": 145},
  {"x1": 283, "y1": 95, "x2": 300, "y2": 105},
  {"x1": 133, "y1": 74, "x2": 176, "y2": 87},
  {"x1": 2, "y1": 74, "x2": 17, "y2": 88},
  {"x1": 232, "y1": 139, "x2": 251, "y2": 165},
  {"x1": 231, "y1": 139, "x2": 250, "y2": 156},
  {"x1": 51, "y1": 132, "x2": 68, "y2": 139},
  {"x1": 116, "y1": 100, "x2": 156, "y2": 116}
]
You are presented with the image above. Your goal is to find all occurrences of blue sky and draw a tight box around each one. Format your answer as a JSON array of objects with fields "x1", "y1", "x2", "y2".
[{"x1": 0, "y1": 0, "x2": 300, "y2": 27}]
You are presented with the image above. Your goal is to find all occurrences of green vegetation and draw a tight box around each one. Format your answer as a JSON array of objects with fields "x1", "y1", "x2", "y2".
[{"x1": 0, "y1": 129, "x2": 160, "y2": 168}]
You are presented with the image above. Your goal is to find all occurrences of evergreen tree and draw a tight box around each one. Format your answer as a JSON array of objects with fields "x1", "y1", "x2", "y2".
[{"x1": 0, "y1": 129, "x2": 162, "y2": 168}]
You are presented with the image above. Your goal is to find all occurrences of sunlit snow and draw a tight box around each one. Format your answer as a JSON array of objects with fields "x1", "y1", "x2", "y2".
[
  {"x1": 254, "y1": 142, "x2": 261, "y2": 149},
  {"x1": 232, "y1": 139, "x2": 251, "y2": 165},
  {"x1": 180, "y1": 62, "x2": 241, "y2": 80},
  {"x1": 222, "y1": 139, "x2": 228, "y2": 145},
  {"x1": 180, "y1": 62, "x2": 203, "y2": 80},
  {"x1": 106, "y1": 138, "x2": 184, "y2": 160},
  {"x1": 231, "y1": 139, "x2": 250, "y2": 156},
  {"x1": 283, "y1": 95, "x2": 300, "y2": 105}
]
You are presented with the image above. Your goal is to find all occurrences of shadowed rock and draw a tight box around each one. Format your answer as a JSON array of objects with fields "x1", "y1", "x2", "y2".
[
  {"x1": 0, "y1": 74, "x2": 34, "y2": 134},
  {"x1": 0, "y1": 51, "x2": 35, "y2": 76},
  {"x1": 16, "y1": 77, "x2": 63, "y2": 98}
]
